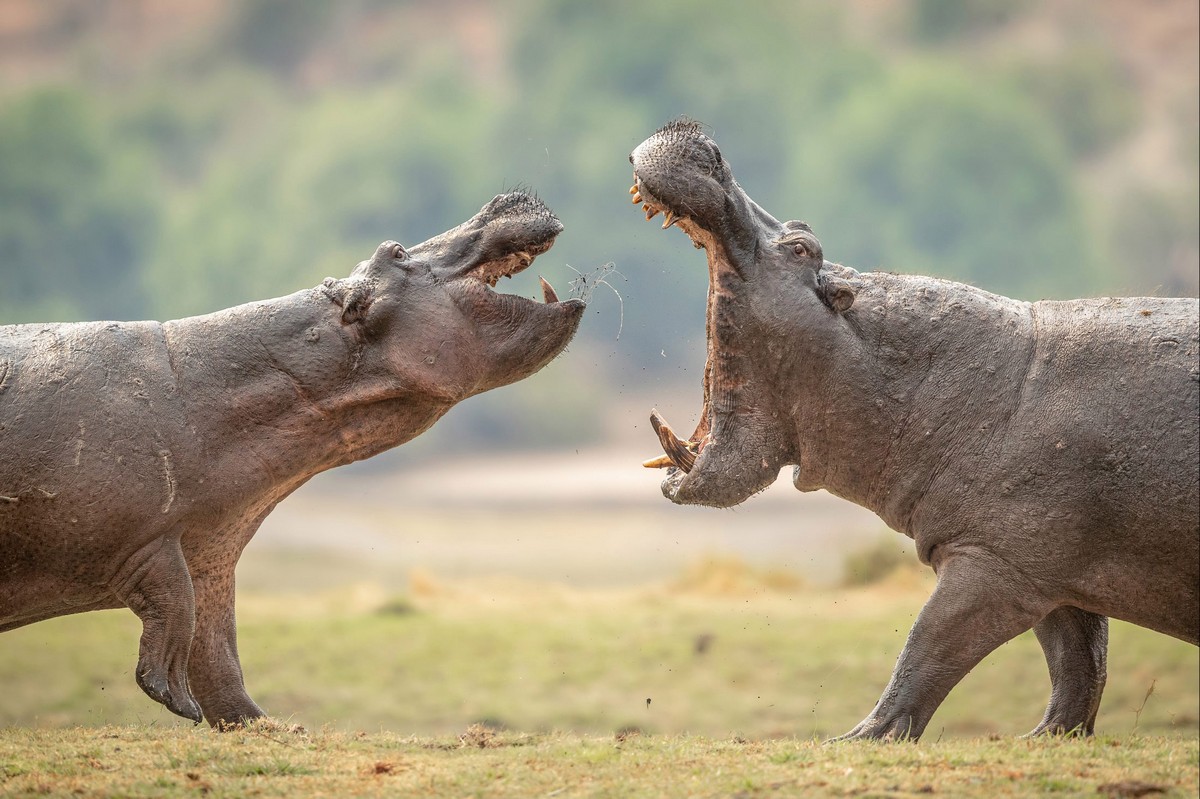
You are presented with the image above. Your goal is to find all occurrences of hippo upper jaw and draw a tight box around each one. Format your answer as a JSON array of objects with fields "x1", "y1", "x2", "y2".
[{"x1": 414, "y1": 193, "x2": 586, "y2": 390}]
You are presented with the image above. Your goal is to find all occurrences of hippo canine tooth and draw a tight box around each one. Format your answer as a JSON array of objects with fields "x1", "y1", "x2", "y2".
[
  {"x1": 539, "y1": 276, "x2": 559, "y2": 304},
  {"x1": 649, "y1": 408, "x2": 697, "y2": 473}
]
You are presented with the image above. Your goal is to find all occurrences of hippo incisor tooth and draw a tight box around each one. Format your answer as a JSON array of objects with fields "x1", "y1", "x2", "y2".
[
  {"x1": 661, "y1": 211, "x2": 677, "y2": 229},
  {"x1": 645, "y1": 205, "x2": 659, "y2": 221},
  {"x1": 648, "y1": 408, "x2": 696, "y2": 472},
  {"x1": 632, "y1": 192, "x2": 642, "y2": 204},
  {"x1": 629, "y1": 183, "x2": 638, "y2": 195}
]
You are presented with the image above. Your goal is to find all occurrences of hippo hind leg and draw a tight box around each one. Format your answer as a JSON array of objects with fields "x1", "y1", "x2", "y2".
[
  {"x1": 112, "y1": 536, "x2": 202, "y2": 723},
  {"x1": 1025, "y1": 606, "x2": 1107, "y2": 737}
]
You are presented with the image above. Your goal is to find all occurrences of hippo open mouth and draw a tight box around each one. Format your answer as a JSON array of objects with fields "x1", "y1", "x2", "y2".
[
  {"x1": 428, "y1": 191, "x2": 577, "y2": 316},
  {"x1": 628, "y1": 119, "x2": 793, "y2": 506},
  {"x1": 327, "y1": 190, "x2": 584, "y2": 402},
  {"x1": 629, "y1": 122, "x2": 730, "y2": 476}
]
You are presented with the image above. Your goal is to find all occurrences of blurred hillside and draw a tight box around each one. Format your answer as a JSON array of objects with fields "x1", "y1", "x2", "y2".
[{"x1": 1, "y1": 0, "x2": 1197, "y2": 455}]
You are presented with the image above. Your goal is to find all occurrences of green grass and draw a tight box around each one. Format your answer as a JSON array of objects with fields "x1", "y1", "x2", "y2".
[
  {"x1": 0, "y1": 725, "x2": 1195, "y2": 798},
  {"x1": 1, "y1": 568, "x2": 1195, "y2": 739}
]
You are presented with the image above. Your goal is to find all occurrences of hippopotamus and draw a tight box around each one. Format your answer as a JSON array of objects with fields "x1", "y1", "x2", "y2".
[
  {"x1": 0, "y1": 191, "x2": 584, "y2": 727},
  {"x1": 629, "y1": 119, "x2": 1199, "y2": 740}
]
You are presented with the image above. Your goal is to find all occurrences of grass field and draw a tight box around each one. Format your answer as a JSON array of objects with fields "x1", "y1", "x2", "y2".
[
  {"x1": 2, "y1": 725, "x2": 1196, "y2": 798},
  {"x1": 2, "y1": 557, "x2": 1197, "y2": 797},
  {"x1": 3, "y1": 564, "x2": 1197, "y2": 738}
]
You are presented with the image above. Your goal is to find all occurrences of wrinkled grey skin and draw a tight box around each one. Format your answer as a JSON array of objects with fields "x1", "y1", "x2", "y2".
[
  {"x1": 0, "y1": 192, "x2": 584, "y2": 727},
  {"x1": 631, "y1": 120, "x2": 1199, "y2": 741}
]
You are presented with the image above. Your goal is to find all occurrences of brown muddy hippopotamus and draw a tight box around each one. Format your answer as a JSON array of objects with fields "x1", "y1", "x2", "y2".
[
  {"x1": 1, "y1": 191, "x2": 584, "y2": 727},
  {"x1": 630, "y1": 119, "x2": 1199, "y2": 740}
]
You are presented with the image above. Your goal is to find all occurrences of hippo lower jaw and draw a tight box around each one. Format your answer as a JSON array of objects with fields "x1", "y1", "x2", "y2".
[
  {"x1": 648, "y1": 407, "x2": 782, "y2": 508},
  {"x1": 658, "y1": 447, "x2": 781, "y2": 508}
]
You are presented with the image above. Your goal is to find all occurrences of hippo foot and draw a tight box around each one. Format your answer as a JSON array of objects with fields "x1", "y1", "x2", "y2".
[
  {"x1": 207, "y1": 705, "x2": 273, "y2": 732},
  {"x1": 136, "y1": 657, "x2": 202, "y2": 723},
  {"x1": 826, "y1": 713, "x2": 922, "y2": 743},
  {"x1": 218, "y1": 717, "x2": 308, "y2": 735},
  {"x1": 193, "y1": 686, "x2": 269, "y2": 730},
  {"x1": 1022, "y1": 719, "x2": 1093, "y2": 738}
]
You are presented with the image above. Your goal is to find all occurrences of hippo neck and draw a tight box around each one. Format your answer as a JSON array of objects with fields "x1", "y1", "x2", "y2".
[
  {"x1": 793, "y1": 272, "x2": 1035, "y2": 539},
  {"x1": 162, "y1": 290, "x2": 450, "y2": 488}
]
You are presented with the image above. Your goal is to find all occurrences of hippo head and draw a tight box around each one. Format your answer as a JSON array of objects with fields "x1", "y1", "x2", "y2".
[
  {"x1": 320, "y1": 191, "x2": 584, "y2": 407},
  {"x1": 630, "y1": 119, "x2": 857, "y2": 506}
]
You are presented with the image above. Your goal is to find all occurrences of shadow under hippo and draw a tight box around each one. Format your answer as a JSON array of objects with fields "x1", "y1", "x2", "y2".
[
  {"x1": 630, "y1": 119, "x2": 1199, "y2": 741},
  {"x1": 0, "y1": 192, "x2": 584, "y2": 727}
]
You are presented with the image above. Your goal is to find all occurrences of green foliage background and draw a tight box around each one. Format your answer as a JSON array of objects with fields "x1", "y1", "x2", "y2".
[{"x1": 1, "y1": 0, "x2": 1196, "y2": 451}]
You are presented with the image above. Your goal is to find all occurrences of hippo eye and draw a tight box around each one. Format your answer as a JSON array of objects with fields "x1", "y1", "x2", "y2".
[
  {"x1": 390, "y1": 243, "x2": 407, "y2": 261},
  {"x1": 772, "y1": 230, "x2": 823, "y2": 264}
]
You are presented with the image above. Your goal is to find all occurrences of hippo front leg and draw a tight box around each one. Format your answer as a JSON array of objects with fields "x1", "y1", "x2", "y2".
[
  {"x1": 112, "y1": 536, "x2": 203, "y2": 723},
  {"x1": 830, "y1": 552, "x2": 1049, "y2": 741},
  {"x1": 188, "y1": 569, "x2": 266, "y2": 728},
  {"x1": 1026, "y1": 606, "x2": 1108, "y2": 737}
]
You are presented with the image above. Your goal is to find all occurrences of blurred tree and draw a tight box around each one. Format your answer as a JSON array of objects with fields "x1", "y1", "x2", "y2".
[
  {"x1": 1110, "y1": 183, "x2": 1200, "y2": 297},
  {"x1": 1009, "y1": 47, "x2": 1138, "y2": 159},
  {"x1": 910, "y1": 0, "x2": 1027, "y2": 43},
  {"x1": 0, "y1": 88, "x2": 159, "y2": 323},
  {"x1": 145, "y1": 65, "x2": 503, "y2": 319},
  {"x1": 222, "y1": 0, "x2": 334, "y2": 76},
  {"x1": 797, "y1": 65, "x2": 1103, "y2": 300}
]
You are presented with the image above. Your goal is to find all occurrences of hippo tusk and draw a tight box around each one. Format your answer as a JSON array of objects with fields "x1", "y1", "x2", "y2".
[
  {"x1": 642, "y1": 454, "x2": 673, "y2": 469},
  {"x1": 539, "y1": 276, "x2": 559, "y2": 304},
  {"x1": 648, "y1": 408, "x2": 697, "y2": 472}
]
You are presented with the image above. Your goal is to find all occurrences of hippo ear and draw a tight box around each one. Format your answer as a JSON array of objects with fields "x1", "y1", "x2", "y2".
[
  {"x1": 819, "y1": 274, "x2": 856, "y2": 314},
  {"x1": 321, "y1": 277, "x2": 375, "y2": 325}
]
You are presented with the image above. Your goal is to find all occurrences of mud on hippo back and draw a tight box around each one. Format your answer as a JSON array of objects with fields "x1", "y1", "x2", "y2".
[
  {"x1": 630, "y1": 119, "x2": 1199, "y2": 741},
  {"x1": 0, "y1": 192, "x2": 584, "y2": 727}
]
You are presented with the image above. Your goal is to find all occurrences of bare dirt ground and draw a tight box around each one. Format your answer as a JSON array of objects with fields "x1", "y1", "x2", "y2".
[{"x1": 247, "y1": 446, "x2": 892, "y2": 592}]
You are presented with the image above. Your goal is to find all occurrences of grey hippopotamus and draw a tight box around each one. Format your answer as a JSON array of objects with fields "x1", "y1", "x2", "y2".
[
  {"x1": 630, "y1": 119, "x2": 1199, "y2": 740},
  {"x1": 0, "y1": 192, "x2": 584, "y2": 727}
]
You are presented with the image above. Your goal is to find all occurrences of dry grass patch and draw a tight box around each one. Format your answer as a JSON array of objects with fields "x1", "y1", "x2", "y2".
[{"x1": 0, "y1": 726, "x2": 1195, "y2": 798}]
